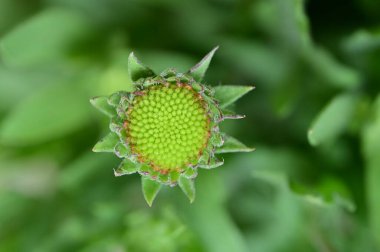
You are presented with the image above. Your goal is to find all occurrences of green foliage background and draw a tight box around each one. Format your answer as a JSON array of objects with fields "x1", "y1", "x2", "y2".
[{"x1": 1, "y1": 0, "x2": 380, "y2": 251}]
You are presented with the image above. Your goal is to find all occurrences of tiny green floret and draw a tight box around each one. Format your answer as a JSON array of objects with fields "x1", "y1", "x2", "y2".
[{"x1": 91, "y1": 47, "x2": 254, "y2": 205}]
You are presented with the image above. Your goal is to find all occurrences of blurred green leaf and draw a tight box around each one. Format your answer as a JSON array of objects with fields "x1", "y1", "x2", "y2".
[
  {"x1": 181, "y1": 171, "x2": 249, "y2": 252},
  {"x1": 128, "y1": 52, "x2": 155, "y2": 82},
  {"x1": 214, "y1": 85, "x2": 254, "y2": 108},
  {"x1": 289, "y1": 0, "x2": 310, "y2": 47},
  {"x1": 124, "y1": 207, "x2": 199, "y2": 252},
  {"x1": 0, "y1": 82, "x2": 91, "y2": 145},
  {"x1": 0, "y1": 193, "x2": 31, "y2": 235},
  {"x1": 141, "y1": 177, "x2": 162, "y2": 207},
  {"x1": 92, "y1": 132, "x2": 119, "y2": 153},
  {"x1": 0, "y1": 158, "x2": 58, "y2": 197},
  {"x1": 216, "y1": 134, "x2": 255, "y2": 154},
  {"x1": 0, "y1": 66, "x2": 58, "y2": 111},
  {"x1": 0, "y1": 0, "x2": 36, "y2": 35},
  {"x1": 0, "y1": 7, "x2": 91, "y2": 67},
  {"x1": 343, "y1": 30, "x2": 380, "y2": 55},
  {"x1": 97, "y1": 48, "x2": 135, "y2": 95},
  {"x1": 59, "y1": 152, "x2": 116, "y2": 192},
  {"x1": 219, "y1": 38, "x2": 291, "y2": 85},
  {"x1": 188, "y1": 46, "x2": 218, "y2": 82},
  {"x1": 308, "y1": 93, "x2": 358, "y2": 146},
  {"x1": 178, "y1": 176, "x2": 195, "y2": 203},
  {"x1": 253, "y1": 0, "x2": 311, "y2": 49},
  {"x1": 362, "y1": 94, "x2": 380, "y2": 247},
  {"x1": 289, "y1": 176, "x2": 355, "y2": 212},
  {"x1": 304, "y1": 47, "x2": 361, "y2": 90}
]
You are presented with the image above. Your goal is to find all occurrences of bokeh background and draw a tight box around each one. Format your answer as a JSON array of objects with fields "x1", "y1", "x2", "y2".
[{"x1": 1, "y1": 0, "x2": 380, "y2": 251}]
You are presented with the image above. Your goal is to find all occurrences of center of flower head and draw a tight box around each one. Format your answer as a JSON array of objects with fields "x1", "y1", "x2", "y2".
[{"x1": 126, "y1": 84, "x2": 210, "y2": 173}]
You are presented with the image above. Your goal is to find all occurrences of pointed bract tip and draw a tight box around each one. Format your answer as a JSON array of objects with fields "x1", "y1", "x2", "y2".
[
  {"x1": 179, "y1": 176, "x2": 196, "y2": 203},
  {"x1": 142, "y1": 177, "x2": 162, "y2": 207},
  {"x1": 90, "y1": 96, "x2": 116, "y2": 117},
  {"x1": 188, "y1": 46, "x2": 219, "y2": 82},
  {"x1": 128, "y1": 51, "x2": 137, "y2": 61},
  {"x1": 89, "y1": 97, "x2": 98, "y2": 106},
  {"x1": 211, "y1": 45, "x2": 219, "y2": 53},
  {"x1": 113, "y1": 168, "x2": 121, "y2": 177},
  {"x1": 128, "y1": 51, "x2": 155, "y2": 82},
  {"x1": 222, "y1": 114, "x2": 246, "y2": 120}
]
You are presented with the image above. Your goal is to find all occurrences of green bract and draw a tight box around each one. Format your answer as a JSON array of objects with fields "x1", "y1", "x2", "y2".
[{"x1": 91, "y1": 47, "x2": 254, "y2": 206}]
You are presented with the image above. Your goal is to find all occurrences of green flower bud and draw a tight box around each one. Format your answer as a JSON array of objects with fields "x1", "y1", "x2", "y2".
[{"x1": 91, "y1": 47, "x2": 254, "y2": 205}]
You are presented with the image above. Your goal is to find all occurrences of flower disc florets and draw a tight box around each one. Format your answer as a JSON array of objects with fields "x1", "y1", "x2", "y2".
[
  {"x1": 91, "y1": 47, "x2": 254, "y2": 205},
  {"x1": 127, "y1": 84, "x2": 210, "y2": 173}
]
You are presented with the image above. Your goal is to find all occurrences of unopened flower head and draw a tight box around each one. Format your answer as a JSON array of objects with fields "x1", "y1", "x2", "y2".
[{"x1": 91, "y1": 47, "x2": 254, "y2": 205}]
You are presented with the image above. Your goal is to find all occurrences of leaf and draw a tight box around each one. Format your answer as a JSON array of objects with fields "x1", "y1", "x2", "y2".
[
  {"x1": 287, "y1": 0, "x2": 311, "y2": 48},
  {"x1": 215, "y1": 135, "x2": 255, "y2": 154},
  {"x1": 90, "y1": 96, "x2": 116, "y2": 117},
  {"x1": 92, "y1": 132, "x2": 119, "y2": 153},
  {"x1": 362, "y1": 95, "x2": 380, "y2": 246},
  {"x1": 59, "y1": 152, "x2": 116, "y2": 192},
  {"x1": 220, "y1": 38, "x2": 290, "y2": 84},
  {"x1": 0, "y1": 158, "x2": 58, "y2": 197},
  {"x1": 251, "y1": 0, "x2": 311, "y2": 49},
  {"x1": 0, "y1": 83, "x2": 91, "y2": 146},
  {"x1": 214, "y1": 85, "x2": 254, "y2": 108},
  {"x1": 0, "y1": 7, "x2": 91, "y2": 67},
  {"x1": 141, "y1": 177, "x2": 162, "y2": 207},
  {"x1": 128, "y1": 52, "x2": 155, "y2": 82},
  {"x1": 178, "y1": 176, "x2": 196, "y2": 203},
  {"x1": 342, "y1": 30, "x2": 380, "y2": 56},
  {"x1": 181, "y1": 170, "x2": 249, "y2": 252},
  {"x1": 188, "y1": 46, "x2": 218, "y2": 82},
  {"x1": 114, "y1": 159, "x2": 139, "y2": 176},
  {"x1": 289, "y1": 176, "x2": 356, "y2": 212},
  {"x1": 308, "y1": 93, "x2": 358, "y2": 146},
  {"x1": 0, "y1": 66, "x2": 56, "y2": 112},
  {"x1": 304, "y1": 47, "x2": 361, "y2": 90}
]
